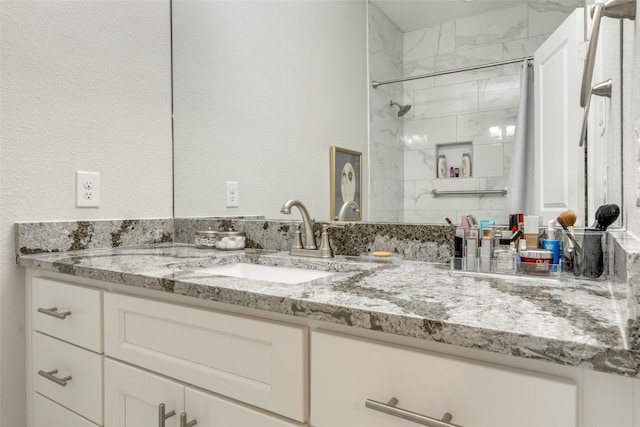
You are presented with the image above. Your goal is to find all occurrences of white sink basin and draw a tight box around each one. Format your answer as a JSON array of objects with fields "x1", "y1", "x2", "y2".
[{"x1": 199, "y1": 263, "x2": 335, "y2": 285}]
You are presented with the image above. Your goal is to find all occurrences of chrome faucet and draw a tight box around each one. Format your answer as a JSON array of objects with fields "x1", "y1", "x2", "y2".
[
  {"x1": 280, "y1": 199, "x2": 333, "y2": 258},
  {"x1": 335, "y1": 200, "x2": 360, "y2": 221}
]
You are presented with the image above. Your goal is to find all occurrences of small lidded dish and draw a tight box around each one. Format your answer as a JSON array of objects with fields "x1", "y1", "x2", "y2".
[
  {"x1": 195, "y1": 227, "x2": 217, "y2": 249},
  {"x1": 215, "y1": 226, "x2": 246, "y2": 250}
]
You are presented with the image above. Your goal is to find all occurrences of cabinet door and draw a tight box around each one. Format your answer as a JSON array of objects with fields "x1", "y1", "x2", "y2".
[
  {"x1": 33, "y1": 393, "x2": 99, "y2": 427},
  {"x1": 185, "y1": 387, "x2": 307, "y2": 427},
  {"x1": 311, "y1": 331, "x2": 576, "y2": 427},
  {"x1": 104, "y1": 358, "x2": 183, "y2": 427}
]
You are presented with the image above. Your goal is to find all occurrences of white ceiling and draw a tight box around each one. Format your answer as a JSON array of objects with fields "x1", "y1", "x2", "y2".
[{"x1": 370, "y1": 0, "x2": 580, "y2": 32}]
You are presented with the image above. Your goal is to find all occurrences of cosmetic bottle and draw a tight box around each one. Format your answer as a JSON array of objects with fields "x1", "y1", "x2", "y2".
[
  {"x1": 449, "y1": 167, "x2": 454, "y2": 178},
  {"x1": 523, "y1": 215, "x2": 540, "y2": 249},
  {"x1": 495, "y1": 242, "x2": 517, "y2": 273},
  {"x1": 480, "y1": 234, "x2": 492, "y2": 273},
  {"x1": 461, "y1": 152, "x2": 471, "y2": 177},
  {"x1": 453, "y1": 227, "x2": 464, "y2": 270},
  {"x1": 466, "y1": 238, "x2": 477, "y2": 271},
  {"x1": 542, "y1": 220, "x2": 561, "y2": 272},
  {"x1": 437, "y1": 155, "x2": 447, "y2": 178}
]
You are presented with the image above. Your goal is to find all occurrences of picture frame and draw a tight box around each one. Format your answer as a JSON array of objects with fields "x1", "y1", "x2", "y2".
[{"x1": 330, "y1": 146, "x2": 362, "y2": 221}]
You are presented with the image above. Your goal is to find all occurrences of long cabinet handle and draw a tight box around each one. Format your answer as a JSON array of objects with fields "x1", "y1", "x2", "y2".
[
  {"x1": 158, "y1": 403, "x2": 176, "y2": 427},
  {"x1": 180, "y1": 412, "x2": 197, "y2": 427},
  {"x1": 37, "y1": 369, "x2": 72, "y2": 387},
  {"x1": 366, "y1": 398, "x2": 463, "y2": 427},
  {"x1": 37, "y1": 307, "x2": 71, "y2": 319}
]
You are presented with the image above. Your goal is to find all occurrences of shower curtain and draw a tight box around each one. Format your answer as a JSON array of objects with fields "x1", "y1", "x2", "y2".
[{"x1": 507, "y1": 59, "x2": 535, "y2": 214}]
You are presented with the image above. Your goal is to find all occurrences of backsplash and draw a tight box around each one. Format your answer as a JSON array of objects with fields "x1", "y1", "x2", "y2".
[
  {"x1": 15, "y1": 217, "x2": 455, "y2": 263},
  {"x1": 15, "y1": 218, "x2": 174, "y2": 256},
  {"x1": 174, "y1": 218, "x2": 455, "y2": 263}
]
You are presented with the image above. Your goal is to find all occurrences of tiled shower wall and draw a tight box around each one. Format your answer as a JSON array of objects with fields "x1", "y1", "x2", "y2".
[
  {"x1": 369, "y1": 1, "x2": 581, "y2": 224},
  {"x1": 369, "y1": 3, "x2": 405, "y2": 222}
]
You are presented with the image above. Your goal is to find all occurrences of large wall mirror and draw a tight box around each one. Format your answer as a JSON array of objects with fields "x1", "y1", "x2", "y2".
[{"x1": 172, "y1": 0, "x2": 623, "y2": 227}]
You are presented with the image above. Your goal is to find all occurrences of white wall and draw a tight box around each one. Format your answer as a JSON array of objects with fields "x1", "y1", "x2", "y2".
[
  {"x1": 172, "y1": 0, "x2": 368, "y2": 221},
  {"x1": 0, "y1": 1, "x2": 173, "y2": 424}
]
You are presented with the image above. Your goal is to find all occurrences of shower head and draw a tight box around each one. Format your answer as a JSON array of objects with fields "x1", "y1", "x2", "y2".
[{"x1": 389, "y1": 100, "x2": 411, "y2": 117}]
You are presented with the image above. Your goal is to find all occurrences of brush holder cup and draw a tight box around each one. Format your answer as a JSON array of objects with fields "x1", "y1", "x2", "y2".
[{"x1": 567, "y1": 229, "x2": 606, "y2": 279}]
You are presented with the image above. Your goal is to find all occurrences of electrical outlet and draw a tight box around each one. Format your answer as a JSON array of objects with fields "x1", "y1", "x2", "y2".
[
  {"x1": 76, "y1": 171, "x2": 100, "y2": 208},
  {"x1": 226, "y1": 181, "x2": 239, "y2": 207}
]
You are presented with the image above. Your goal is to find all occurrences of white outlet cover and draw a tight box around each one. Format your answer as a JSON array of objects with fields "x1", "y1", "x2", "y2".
[{"x1": 76, "y1": 171, "x2": 100, "y2": 208}]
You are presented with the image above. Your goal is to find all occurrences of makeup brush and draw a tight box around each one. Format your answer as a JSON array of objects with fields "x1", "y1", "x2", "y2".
[
  {"x1": 592, "y1": 204, "x2": 620, "y2": 231},
  {"x1": 557, "y1": 211, "x2": 580, "y2": 253},
  {"x1": 557, "y1": 210, "x2": 581, "y2": 275}
]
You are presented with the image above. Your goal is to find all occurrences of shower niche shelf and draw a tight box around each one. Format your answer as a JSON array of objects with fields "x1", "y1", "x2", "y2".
[{"x1": 435, "y1": 141, "x2": 472, "y2": 178}]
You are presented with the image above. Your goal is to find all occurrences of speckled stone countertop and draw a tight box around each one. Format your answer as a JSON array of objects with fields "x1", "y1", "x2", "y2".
[{"x1": 17, "y1": 244, "x2": 637, "y2": 378}]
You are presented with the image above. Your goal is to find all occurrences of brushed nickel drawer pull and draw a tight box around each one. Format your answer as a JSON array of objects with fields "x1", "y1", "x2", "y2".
[
  {"x1": 158, "y1": 403, "x2": 176, "y2": 427},
  {"x1": 37, "y1": 307, "x2": 72, "y2": 319},
  {"x1": 365, "y1": 398, "x2": 462, "y2": 427},
  {"x1": 180, "y1": 412, "x2": 197, "y2": 427},
  {"x1": 37, "y1": 369, "x2": 72, "y2": 387}
]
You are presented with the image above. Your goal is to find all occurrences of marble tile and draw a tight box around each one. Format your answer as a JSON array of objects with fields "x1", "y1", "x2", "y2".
[
  {"x1": 502, "y1": 35, "x2": 549, "y2": 74},
  {"x1": 473, "y1": 144, "x2": 504, "y2": 177},
  {"x1": 370, "y1": 177, "x2": 403, "y2": 212},
  {"x1": 413, "y1": 81, "x2": 479, "y2": 119},
  {"x1": 371, "y1": 142, "x2": 404, "y2": 180},
  {"x1": 456, "y1": 4, "x2": 528, "y2": 51},
  {"x1": 479, "y1": 74, "x2": 520, "y2": 111},
  {"x1": 412, "y1": 179, "x2": 481, "y2": 211},
  {"x1": 434, "y1": 44, "x2": 504, "y2": 86},
  {"x1": 404, "y1": 148, "x2": 437, "y2": 181},
  {"x1": 404, "y1": 209, "x2": 456, "y2": 225},
  {"x1": 369, "y1": 2, "x2": 403, "y2": 81},
  {"x1": 404, "y1": 23, "x2": 444, "y2": 61},
  {"x1": 403, "y1": 116, "x2": 457, "y2": 149},
  {"x1": 529, "y1": 1, "x2": 583, "y2": 37},
  {"x1": 457, "y1": 109, "x2": 518, "y2": 145},
  {"x1": 403, "y1": 57, "x2": 435, "y2": 91},
  {"x1": 438, "y1": 20, "x2": 456, "y2": 55}
]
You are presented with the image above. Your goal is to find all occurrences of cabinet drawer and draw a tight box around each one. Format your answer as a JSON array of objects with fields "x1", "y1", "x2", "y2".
[
  {"x1": 186, "y1": 386, "x2": 307, "y2": 427},
  {"x1": 32, "y1": 332, "x2": 103, "y2": 424},
  {"x1": 104, "y1": 292, "x2": 308, "y2": 422},
  {"x1": 311, "y1": 331, "x2": 577, "y2": 427},
  {"x1": 33, "y1": 393, "x2": 99, "y2": 427},
  {"x1": 32, "y1": 277, "x2": 102, "y2": 352}
]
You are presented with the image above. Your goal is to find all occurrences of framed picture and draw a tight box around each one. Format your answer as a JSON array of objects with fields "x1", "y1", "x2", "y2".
[{"x1": 330, "y1": 146, "x2": 362, "y2": 221}]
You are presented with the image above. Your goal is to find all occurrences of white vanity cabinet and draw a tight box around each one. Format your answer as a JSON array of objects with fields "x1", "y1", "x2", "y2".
[
  {"x1": 311, "y1": 330, "x2": 578, "y2": 427},
  {"x1": 103, "y1": 292, "x2": 308, "y2": 423},
  {"x1": 29, "y1": 277, "x2": 103, "y2": 427}
]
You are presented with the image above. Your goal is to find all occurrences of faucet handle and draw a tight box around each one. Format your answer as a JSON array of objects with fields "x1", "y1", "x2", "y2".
[
  {"x1": 292, "y1": 223, "x2": 304, "y2": 249},
  {"x1": 318, "y1": 224, "x2": 333, "y2": 258}
]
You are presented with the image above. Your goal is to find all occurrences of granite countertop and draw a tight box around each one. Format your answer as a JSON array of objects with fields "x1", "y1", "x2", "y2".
[{"x1": 17, "y1": 244, "x2": 638, "y2": 377}]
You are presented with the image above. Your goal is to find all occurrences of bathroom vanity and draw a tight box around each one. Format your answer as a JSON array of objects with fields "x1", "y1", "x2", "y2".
[{"x1": 19, "y1": 245, "x2": 640, "y2": 427}]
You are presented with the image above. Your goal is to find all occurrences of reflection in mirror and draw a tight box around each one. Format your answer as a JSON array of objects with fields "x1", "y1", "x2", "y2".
[{"x1": 172, "y1": 0, "x2": 623, "y2": 226}]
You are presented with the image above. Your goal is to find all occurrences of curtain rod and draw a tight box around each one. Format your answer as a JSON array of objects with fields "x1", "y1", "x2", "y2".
[{"x1": 372, "y1": 56, "x2": 534, "y2": 89}]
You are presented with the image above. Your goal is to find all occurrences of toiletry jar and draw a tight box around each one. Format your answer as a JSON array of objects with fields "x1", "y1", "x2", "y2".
[
  {"x1": 195, "y1": 228, "x2": 217, "y2": 249},
  {"x1": 215, "y1": 230, "x2": 246, "y2": 250},
  {"x1": 520, "y1": 249, "x2": 554, "y2": 276}
]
